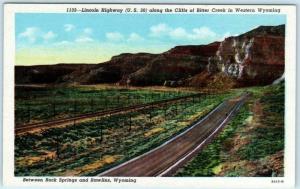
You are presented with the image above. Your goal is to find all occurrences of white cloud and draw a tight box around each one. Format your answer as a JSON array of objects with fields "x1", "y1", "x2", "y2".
[
  {"x1": 74, "y1": 27, "x2": 94, "y2": 43},
  {"x1": 169, "y1": 26, "x2": 217, "y2": 40},
  {"x1": 19, "y1": 27, "x2": 58, "y2": 43},
  {"x1": 43, "y1": 31, "x2": 57, "y2": 41},
  {"x1": 149, "y1": 23, "x2": 219, "y2": 42},
  {"x1": 83, "y1": 28, "x2": 93, "y2": 35},
  {"x1": 149, "y1": 23, "x2": 171, "y2": 37},
  {"x1": 19, "y1": 27, "x2": 40, "y2": 43},
  {"x1": 169, "y1": 27, "x2": 187, "y2": 39},
  {"x1": 191, "y1": 27, "x2": 217, "y2": 39},
  {"x1": 64, "y1": 24, "x2": 75, "y2": 32},
  {"x1": 106, "y1": 32, "x2": 124, "y2": 41},
  {"x1": 127, "y1": 33, "x2": 144, "y2": 42},
  {"x1": 54, "y1": 40, "x2": 72, "y2": 46},
  {"x1": 75, "y1": 36, "x2": 93, "y2": 43},
  {"x1": 219, "y1": 32, "x2": 231, "y2": 40}
]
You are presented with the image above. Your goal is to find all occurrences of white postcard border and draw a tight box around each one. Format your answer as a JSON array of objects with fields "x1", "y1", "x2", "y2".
[{"x1": 3, "y1": 4, "x2": 296, "y2": 188}]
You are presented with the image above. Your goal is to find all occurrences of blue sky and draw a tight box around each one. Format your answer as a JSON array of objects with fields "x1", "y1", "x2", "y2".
[{"x1": 15, "y1": 13, "x2": 286, "y2": 65}]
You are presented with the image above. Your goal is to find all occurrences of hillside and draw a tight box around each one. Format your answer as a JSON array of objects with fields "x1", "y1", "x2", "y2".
[
  {"x1": 15, "y1": 64, "x2": 96, "y2": 85},
  {"x1": 15, "y1": 24, "x2": 285, "y2": 89}
]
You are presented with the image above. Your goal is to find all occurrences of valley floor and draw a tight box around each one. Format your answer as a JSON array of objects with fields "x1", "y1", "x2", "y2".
[
  {"x1": 14, "y1": 83, "x2": 284, "y2": 177},
  {"x1": 15, "y1": 85, "x2": 235, "y2": 176}
]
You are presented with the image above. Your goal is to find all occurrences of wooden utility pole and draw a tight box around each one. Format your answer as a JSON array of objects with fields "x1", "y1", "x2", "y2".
[
  {"x1": 53, "y1": 135, "x2": 61, "y2": 159},
  {"x1": 128, "y1": 113, "x2": 132, "y2": 132},
  {"x1": 90, "y1": 99, "x2": 94, "y2": 113},
  {"x1": 149, "y1": 102, "x2": 154, "y2": 122},
  {"x1": 100, "y1": 123, "x2": 103, "y2": 142},
  {"x1": 52, "y1": 102, "x2": 56, "y2": 117},
  {"x1": 105, "y1": 98, "x2": 108, "y2": 110},
  {"x1": 27, "y1": 103, "x2": 31, "y2": 123},
  {"x1": 164, "y1": 105, "x2": 167, "y2": 119},
  {"x1": 73, "y1": 100, "x2": 76, "y2": 126}
]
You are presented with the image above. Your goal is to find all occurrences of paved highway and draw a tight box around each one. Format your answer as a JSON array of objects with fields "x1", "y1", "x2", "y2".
[{"x1": 98, "y1": 93, "x2": 249, "y2": 176}]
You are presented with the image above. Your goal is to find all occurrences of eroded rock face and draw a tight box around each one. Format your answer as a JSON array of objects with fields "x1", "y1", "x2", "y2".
[
  {"x1": 165, "y1": 42, "x2": 220, "y2": 57},
  {"x1": 126, "y1": 54, "x2": 207, "y2": 86},
  {"x1": 78, "y1": 53, "x2": 157, "y2": 84},
  {"x1": 208, "y1": 25, "x2": 285, "y2": 86},
  {"x1": 122, "y1": 42, "x2": 220, "y2": 86},
  {"x1": 15, "y1": 25, "x2": 285, "y2": 88}
]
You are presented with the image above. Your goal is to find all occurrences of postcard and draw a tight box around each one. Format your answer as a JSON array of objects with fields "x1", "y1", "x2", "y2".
[{"x1": 3, "y1": 3, "x2": 296, "y2": 188}]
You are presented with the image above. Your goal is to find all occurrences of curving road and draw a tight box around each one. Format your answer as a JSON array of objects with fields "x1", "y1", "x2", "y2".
[{"x1": 98, "y1": 93, "x2": 249, "y2": 177}]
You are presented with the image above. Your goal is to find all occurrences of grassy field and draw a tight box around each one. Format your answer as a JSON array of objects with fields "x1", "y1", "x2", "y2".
[
  {"x1": 15, "y1": 86, "x2": 238, "y2": 176},
  {"x1": 15, "y1": 85, "x2": 194, "y2": 125},
  {"x1": 175, "y1": 82, "x2": 285, "y2": 177}
]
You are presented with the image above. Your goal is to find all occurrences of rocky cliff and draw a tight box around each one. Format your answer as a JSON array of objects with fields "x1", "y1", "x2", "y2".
[
  {"x1": 15, "y1": 24, "x2": 285, "y2": 88},
  {"x1": 207, "y1": 25, "x2": 285, "y2": 87},
  {"x1": 125, "y1": 42, "x2": 220, "y2": 86},
  {"x1": 70, "y1": 53, "x2": 157, "y2": 84}
]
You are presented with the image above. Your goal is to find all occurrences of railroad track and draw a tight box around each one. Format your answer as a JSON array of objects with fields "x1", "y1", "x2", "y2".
[{"x1": 15, "y1": 93, "x2": 204, "y2": 135}]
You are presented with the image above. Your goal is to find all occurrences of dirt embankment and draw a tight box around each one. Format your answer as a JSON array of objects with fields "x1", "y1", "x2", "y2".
[
  {"x1": 216, "y1": 84, "x2": 284, "y2": 177},
  {"x1": 216, "y1": 101, "x2": 283, "y2": 177},
  {"x1": 175, "y1": 83, "x2": 284, "y2": 177}
]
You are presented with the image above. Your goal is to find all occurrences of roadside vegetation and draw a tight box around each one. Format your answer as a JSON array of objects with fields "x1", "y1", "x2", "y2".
[
  {"x1": 15, "y1": 86, "x2": 238, "y2": 176},
  {"x1": 175, "y1": 82, "x2": 285, "y2": 177},
  {"x1": 15, "y1": 86, "x2": 193, "y2": 125}
]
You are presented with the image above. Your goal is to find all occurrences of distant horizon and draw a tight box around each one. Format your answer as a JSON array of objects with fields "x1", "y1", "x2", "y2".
[{"x1": 16, "y1": 14, "x2": 285, "y2": 66}]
